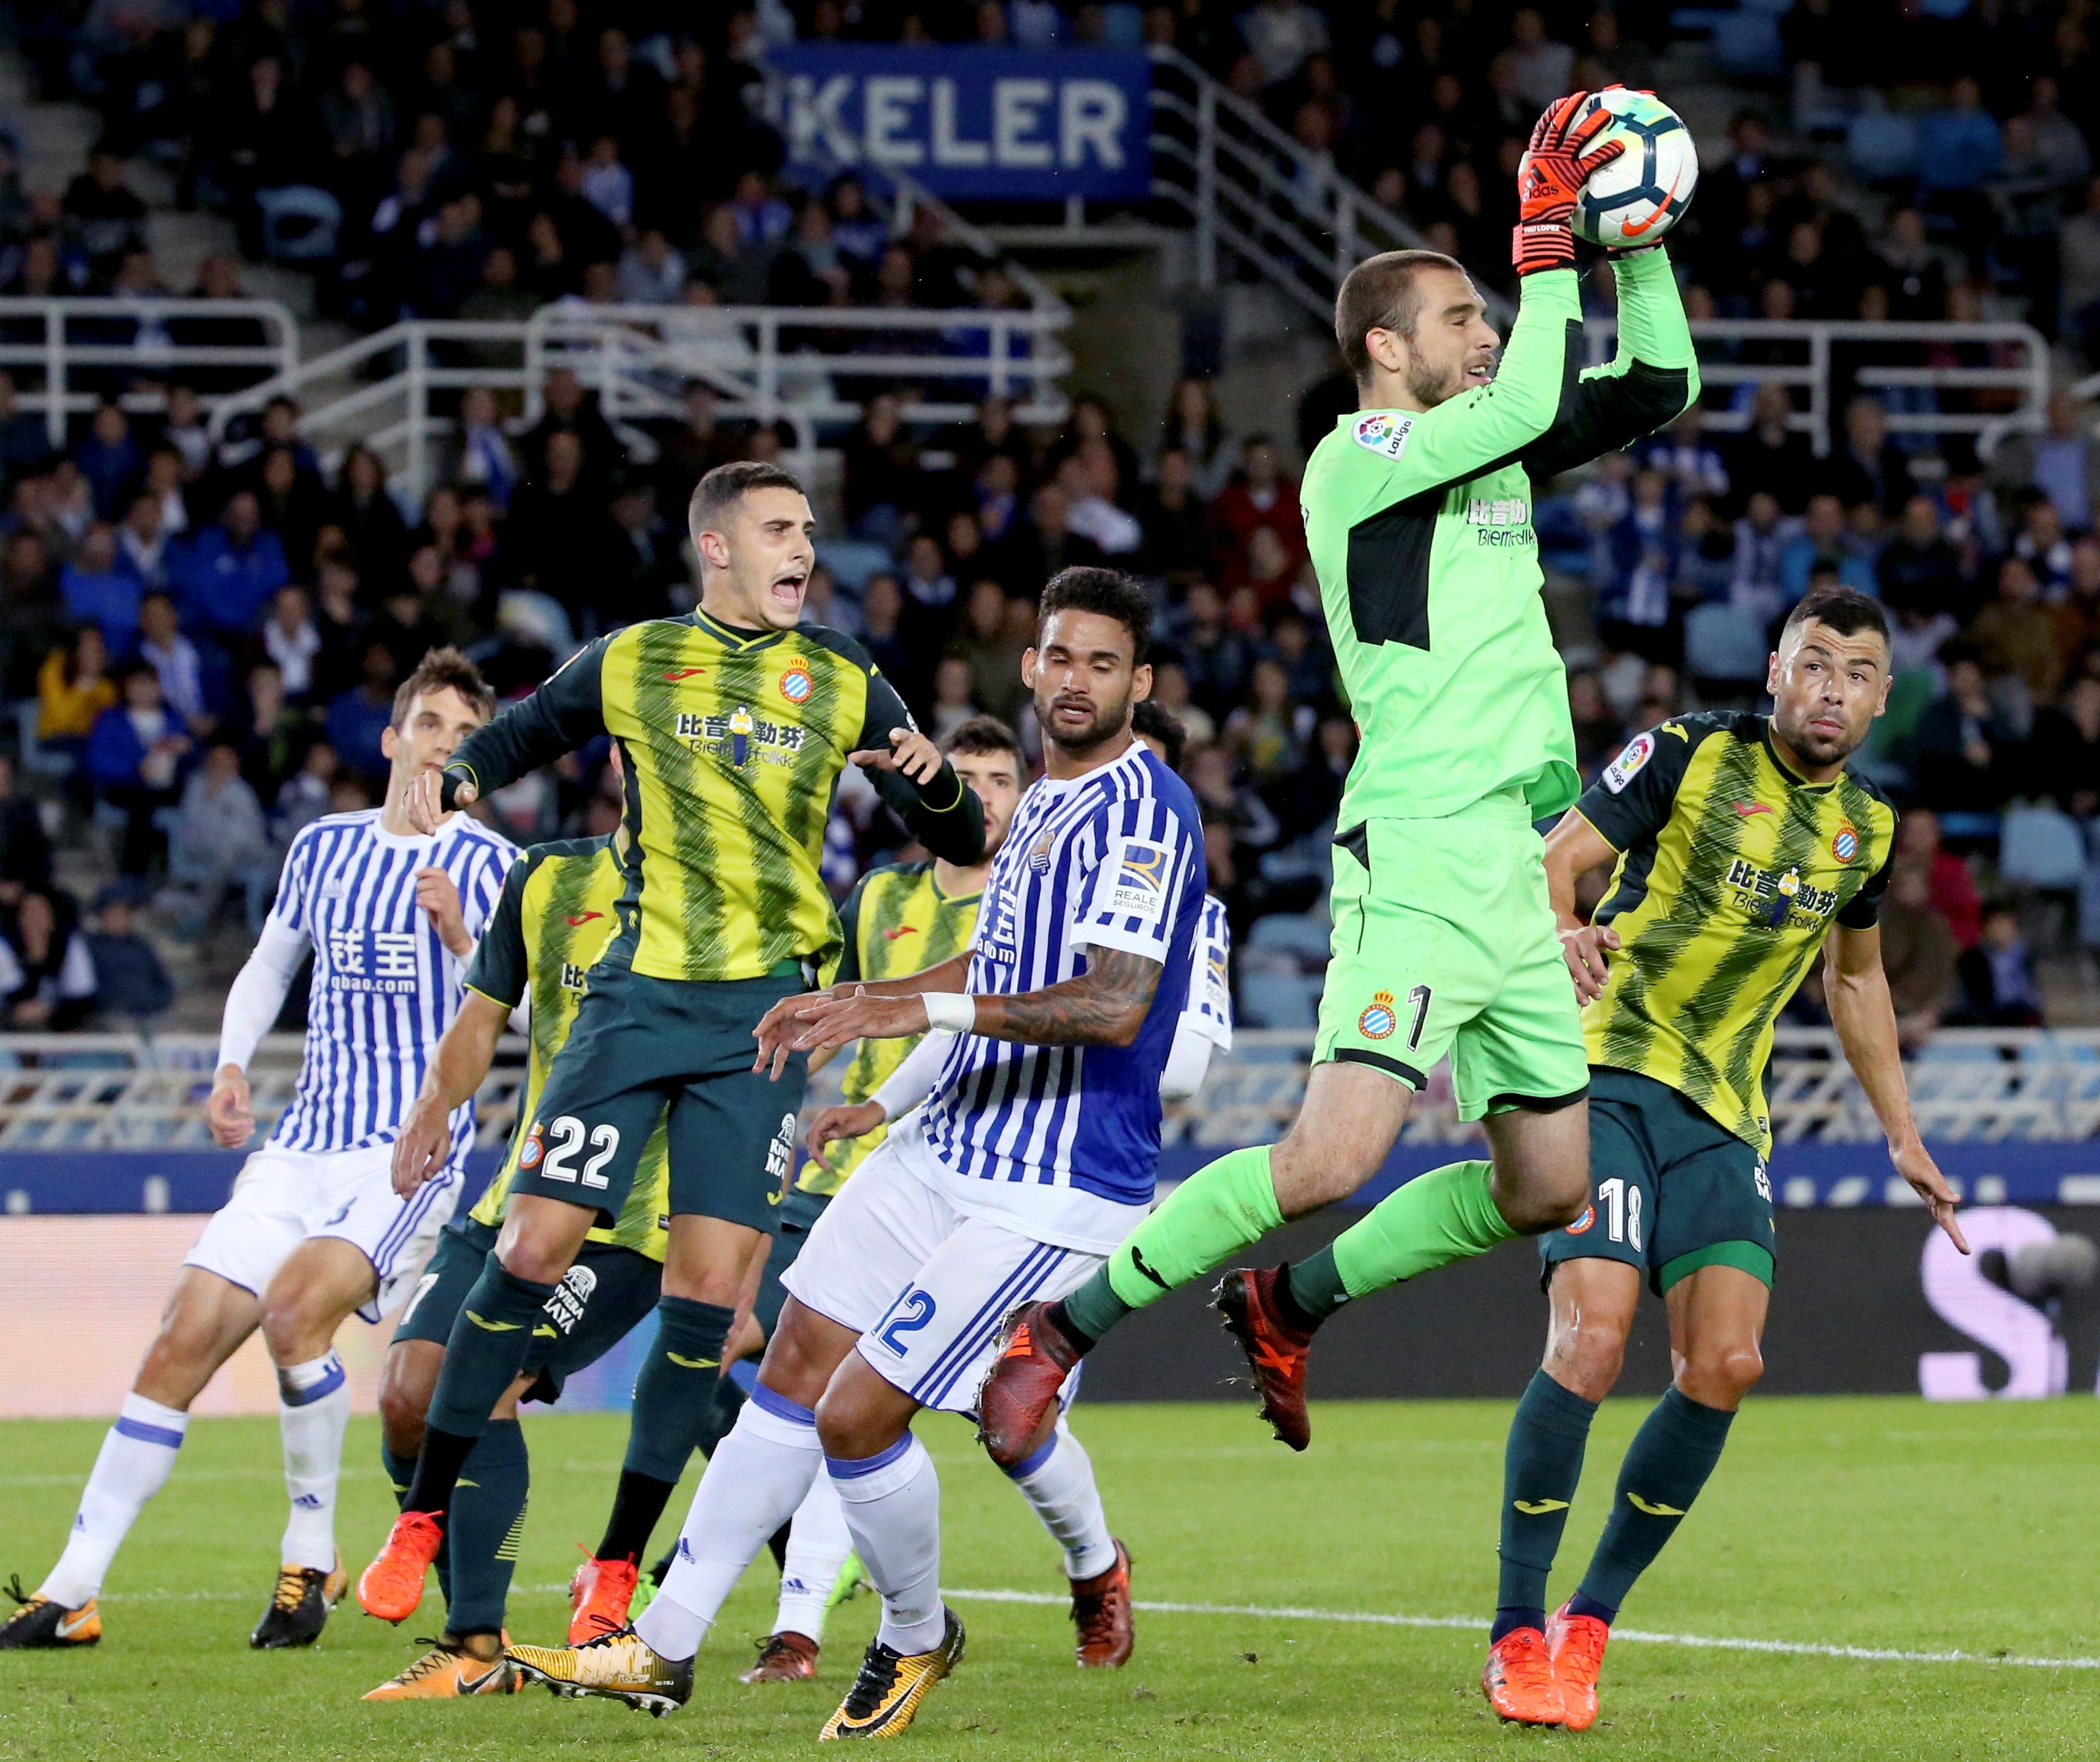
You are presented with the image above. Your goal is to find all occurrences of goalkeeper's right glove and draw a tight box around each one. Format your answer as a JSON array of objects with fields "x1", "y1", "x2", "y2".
[{"x1": 1511, "y1": 91, "x2": 1625, "y2": 277}]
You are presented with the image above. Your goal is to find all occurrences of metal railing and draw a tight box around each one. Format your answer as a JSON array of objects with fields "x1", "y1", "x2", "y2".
[
  {"x1": 13, "y1": 1026, "x2": 2100, "y2": 1152},
  {"x1": 1169, "y1": 1027, "x2": 2100, "y2": 1148},
  {"x1": 205, "y1": 302, "x2": 1072, "y2": 503},
  {"x1": 1142, "y1": 47, "x2": 1500, "y2": 327},
  {"x1": 0, "y1": 298, "x2": 301, "y2": 444},
  {"x1": 1583, "y1": 317, "x2": 2052, "y2": 461},
  {"x1": 0, "y1": 1032, "x2": 526, "y2": 1151}
]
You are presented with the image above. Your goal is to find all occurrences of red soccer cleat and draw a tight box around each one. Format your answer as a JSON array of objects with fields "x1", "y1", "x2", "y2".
[
  {"x1": 974, "y1": 1302, "x2": 1083, "y2": 1470},
  {"x1": 568, "y1": 1551, "x2": 641, "y2": 1646},
  {"x1": 357, "y1": 1511, "x2": 444, "y2": 1624},
  {"x1": 1213, "y1": 1267, "x2": 1316, "y2": 1450},
  {"x1": 1069, "y1": 1539, "x2": 1134, "y2": 1668},
  {"x1": 1482, "y1": 1626, "x2": 1566, "y2": 1727},
  {"x1": 1546, "y1": 1600, "x2": 1610, "y2": 1732}
]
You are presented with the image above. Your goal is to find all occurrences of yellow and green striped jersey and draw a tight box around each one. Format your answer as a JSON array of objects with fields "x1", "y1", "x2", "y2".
[
  {"x1": 1575, "y1": 711, "x2": 1898, "y2": 1155},
  {"x1": 463, "y1": 835, "x2": 670, "y2": 1261},
  {"x1": 805, "y1": 861, "x2": 982, "y2": 1196},
  {"x1": 441, "y1": 611, "x2": 984, "y2": 986}
]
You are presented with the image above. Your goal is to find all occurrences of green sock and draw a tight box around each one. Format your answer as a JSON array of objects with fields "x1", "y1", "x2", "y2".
[
  {"x1": 1061, "y1": 1146, "x2": 1284, "y2": 1343},
  {"x1": 1575, "y1": 1387, "x2": 1735, "y2": 1616},
  {"x1": 1312, "y1": 1160, "x2": 1512, "y2": 1309},
  {"x1": 1495, "y1": 1370, "x2": 1599, "y2": 1626},
  {"x1": 443, "y1": 1419, "x2": 530, "y2": 1636}
]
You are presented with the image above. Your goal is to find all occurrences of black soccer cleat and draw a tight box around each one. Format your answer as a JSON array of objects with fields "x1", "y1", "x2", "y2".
[
  {"x1": 0, "y1": 1576, "x2": 101, "y2": 1649},
  {"x1": 249, "y1": 1558, "x2": 347, "y2": 1649}
]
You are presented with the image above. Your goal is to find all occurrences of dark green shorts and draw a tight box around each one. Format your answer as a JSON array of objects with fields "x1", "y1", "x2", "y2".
[
  {"x1": 512, "y1": 933, "x2": 810, "y2": 1236},
  {"x1": 393, "y1": 1217, "x2": 661, "y2": 1403},
  {"x1": 1540, "y1": 1067, "x2": 1775, "y2": 1298},
  {"x1": 753, "y1": 1185, "x2": 830, "y2": 1340}
]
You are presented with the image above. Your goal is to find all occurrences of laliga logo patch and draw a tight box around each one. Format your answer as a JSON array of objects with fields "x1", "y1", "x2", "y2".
[
  {"x1": 1602, "y1": 732, "x2": 1654, "y2": 795},
  {"x1": 518, "y1": 1122, "x2": 546, "y2": 1169},
  {"x1": 1358, "y1": 989, "x2": 1398, "y2": 1040},
  {"x1": 1566, "y1": 1204, "x2": 1596, "y2": 1235},
  {"x1": 779, "y1": 663, "x2": 814, "y2": 705},
  {"x1": 1352, "y1": 412, "x2": 1414, "y2": 459},
  {"x1": 1832, "y1": 824, "x2": 1859, "y2": 865}
]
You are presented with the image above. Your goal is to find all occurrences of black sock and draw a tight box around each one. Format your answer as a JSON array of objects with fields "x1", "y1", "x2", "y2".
[
  {"x1": 444, "y1": 1420, "x2": 530, "y2": 1636},
  {"x1": 1491, "y1": 1370, "x2": 1599, "y2": 1644},
  {"x1": 1043, "y1": 1297, "x2": 1100, "y2": 1353},
  {"x1": 411, "y1": 1255, "x2": 558, "y2": 1516},
  {"x1": 595, "y1": 1469, "x2": 679, "y2": 1566},
  {"x1": 380, "y1": 1442, "x2": 416, "y2": 1508},
  {"x1": 622, "y1": 1297, "x2": 736, "y2": 1479},
  {"x1": 1575, "y1": 1387, "x2": 1734, "y2": 1617},
  {"x1": 1276, "y1": 1256, "x2": 1336, "y2": 1330}
]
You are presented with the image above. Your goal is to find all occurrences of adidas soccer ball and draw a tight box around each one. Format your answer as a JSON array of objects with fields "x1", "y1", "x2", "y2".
[{"x1": 1570, "y1": 88, "x2": 1698, "y2": 249}]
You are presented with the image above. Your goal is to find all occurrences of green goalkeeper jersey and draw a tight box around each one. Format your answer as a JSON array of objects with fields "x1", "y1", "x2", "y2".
[{"x1": 1303, "y1": 252, "x2": 1699, "y2": 831}]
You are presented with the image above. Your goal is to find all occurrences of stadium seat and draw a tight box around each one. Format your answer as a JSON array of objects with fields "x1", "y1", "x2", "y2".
[
  {"x1": 816, "y1": 541, "x2": 893, "y2": 596},
  {"x1": 1848, "y1": 112, "x2": 1919, "y2": 182},
  {"x1": 256, "y1": 185, "x2": 342, "y2": 262},
  {"x1": 1248, "y1": 912, "x2": 1332, "y2": 968},
  {"x1": 1999, "y1": 806, "x2": 2086, "y2": 891},
  {"x1": 1714, "y1": 11, "x2": 1785, "y2": 75},
  {"x1": 1683, "y1": 603, "x2": 1769, "y2": 687},
  {"x1": 1238, "y1": 970, "x2": 1318, "y2": 1030}
]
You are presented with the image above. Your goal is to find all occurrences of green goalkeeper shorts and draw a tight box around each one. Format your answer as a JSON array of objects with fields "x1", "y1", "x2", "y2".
[{"x1": 1315, "y1": 788, "x2": 1589, "y2": 1120}]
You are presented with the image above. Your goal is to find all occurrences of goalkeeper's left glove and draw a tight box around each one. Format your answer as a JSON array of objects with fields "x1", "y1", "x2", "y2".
[{"x1": 1511, "y1": 91, "x2": 1625, "y2": 277}]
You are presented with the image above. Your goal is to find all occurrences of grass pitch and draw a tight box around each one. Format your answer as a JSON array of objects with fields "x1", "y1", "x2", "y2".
[{"x1": 3, "y1": 1397, "x2": 2096, "y2": 1760}]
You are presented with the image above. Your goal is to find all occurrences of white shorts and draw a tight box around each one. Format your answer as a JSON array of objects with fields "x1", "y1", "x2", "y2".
[
  {"x1": 782, "y1": 1127, "x2": 1102, "y2": 1414},
  {"x1": 183, "y1": 1141, "x2": 462, "y2": 1324}
]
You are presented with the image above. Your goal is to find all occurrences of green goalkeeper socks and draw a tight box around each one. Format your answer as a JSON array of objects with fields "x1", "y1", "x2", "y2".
[
  {"x1": 1282, "y1": 1160, "x2": 1514, "y2": 1324},
  {"x1": 1058, "y1": 1146, "x2": 1285, "y2": 1345}
]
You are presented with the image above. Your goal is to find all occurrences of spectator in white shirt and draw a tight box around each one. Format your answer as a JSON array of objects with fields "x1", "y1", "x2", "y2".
[
  {"x1": 1058, "y1": 443, "x2": 1143, "y2": 557},
  {"x1": 1238, "y1": 0, "x2": 1329, "y2": 87},
  {"x1": 136, "y1": 591, "x2": 213, "y2": 738}
]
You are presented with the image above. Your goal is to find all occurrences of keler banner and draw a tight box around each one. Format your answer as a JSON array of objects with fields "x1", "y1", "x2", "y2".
[{"x1": 766, "y1": 45, "x2": 1152, "y2": 201}]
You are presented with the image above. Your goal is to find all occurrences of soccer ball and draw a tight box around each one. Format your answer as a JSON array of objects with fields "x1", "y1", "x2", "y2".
[{"x1": 1570, "y1": 88, "x2": 1699, "y2": 249}]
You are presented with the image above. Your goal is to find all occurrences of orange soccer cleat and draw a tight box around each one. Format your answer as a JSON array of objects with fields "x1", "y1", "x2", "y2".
[
  {"x1": 1481, "y1": 1626, "x2": 1566, "y2": 1727},
  {"x1": 1213, "y1": 1268, "x2": 1317, "y2": 1451},
  {"x1": 975, "y1": 1302, "x2": 1082, "y2": 1470},
  {"x1": 1069, "y1": 1539, "x2": 1134, "y2": 1668},
  {"x1": 357, "y1": 1511, "x2": 444, "y2": 1623},
  {"x1": 568, "y1": 1552, "x2": 641, "y2": 1646},
  {"x1": 1546, "y1": 1600, "x2": 1611, "y2": 1732}
]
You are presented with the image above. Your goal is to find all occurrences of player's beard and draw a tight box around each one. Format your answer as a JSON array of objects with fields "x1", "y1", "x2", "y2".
[
  {"x1": 1773, "y1": 702, "x2": 1866, "y2": 770},
  {"x1": 1038, "y1": 685, "x2": 1133, "y2": 758}
]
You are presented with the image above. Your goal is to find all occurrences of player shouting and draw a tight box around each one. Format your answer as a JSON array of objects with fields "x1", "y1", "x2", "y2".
[
  {"x1": 358, "y1": 461, "x2": 983, "y2": 1622},
  {"x1": 1259, "y1": 587, "x2": 1966, "y2": 1726},
  {"x1": 978, "y1": 92, "x2": 1696, "y2": 1636},
  {"x1": 3, "y1": 651, "x2": 510, "y2": 1652},
  {"x1": 501, "y1": 568, "x2": 1205, "y2": 1738}
]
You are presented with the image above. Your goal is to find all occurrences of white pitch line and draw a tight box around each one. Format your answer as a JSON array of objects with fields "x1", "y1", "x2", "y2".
[{"x1": 942, "y1": 1588, "x2": 2100, "y2": 1672}]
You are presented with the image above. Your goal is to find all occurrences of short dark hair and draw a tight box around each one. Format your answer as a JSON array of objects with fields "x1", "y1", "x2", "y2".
[
  {"x1": 1334, "y1": 249, "x2": 1467, "y2": 385},
  {"x1": 390, "y1": 645, "x2": 496, "y2": 727},
  {"x1": 1038, "y1": 566, "x2": 1153, "y2": 665},
  {"x1": 1782, "y1": 585, "x2": 1889, "y2": 646},
  {"x1": 941, "y1": 714, "x2": 1021, "y2": 762},
  {"x1": 1129, "y1": 698, "x2": 1186, "y2": 771},
  {"x1": 688, "y1": 459, "x2": 805, "y2": 535}
]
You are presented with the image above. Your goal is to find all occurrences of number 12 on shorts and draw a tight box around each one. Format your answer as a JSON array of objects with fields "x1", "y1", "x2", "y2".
[{"x1": 874, "y1": 1288, "x2": 937, "y2": 1357}]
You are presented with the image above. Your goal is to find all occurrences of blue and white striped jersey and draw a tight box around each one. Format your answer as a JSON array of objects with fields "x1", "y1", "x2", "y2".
[
  {"x1": 917, "y1": 742, "x2": 1206, "y2": 1253},
  {"x1": 1181, "y1": 894, "x2": 1232, "y2": 1051},
  {"x1": 266, "y1": 810, "x2": 514, "y2": 1159}
]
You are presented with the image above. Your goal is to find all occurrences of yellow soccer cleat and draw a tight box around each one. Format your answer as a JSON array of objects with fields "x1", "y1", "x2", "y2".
[
  {"x1": 505, "y1": 1626, "x2": 693, "y2": 1717},
  {"x1": 819, "y1": 1610, "x2": 966, "y2": 1741},
  {"x1": 0, "y1": 1577, "x2": 100, "y2": 1649},
  {"x1": 362, "y1": 1638, "x2": 519, "y2": 1699},
  {"x1": 251, "y1": 1556, "x2": 348, "y2": 1649}
]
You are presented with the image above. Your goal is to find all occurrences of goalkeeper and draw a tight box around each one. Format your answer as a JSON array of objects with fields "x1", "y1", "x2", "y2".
[{"x1": 980, "y1": 89, "x2": 1696, "y2": 1495}]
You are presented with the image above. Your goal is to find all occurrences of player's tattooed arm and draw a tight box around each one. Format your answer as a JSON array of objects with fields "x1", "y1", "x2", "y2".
[
  {"x1": 751, "y1": 954, "x2": 972, "y2": 1079},
  {"x1": 971, "y1": 948, "x2": 1163, "y2": 1049}
]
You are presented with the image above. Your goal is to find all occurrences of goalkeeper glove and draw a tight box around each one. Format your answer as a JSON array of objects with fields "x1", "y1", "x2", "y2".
[{"x1": 1511, "y1": 91, "x2": 1625, "y2": 277}]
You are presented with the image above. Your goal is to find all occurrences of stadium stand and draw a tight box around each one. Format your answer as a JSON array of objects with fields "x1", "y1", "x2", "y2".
[{"x1": 0, "y1": 0, "x2": 2095, "y2": 1148}]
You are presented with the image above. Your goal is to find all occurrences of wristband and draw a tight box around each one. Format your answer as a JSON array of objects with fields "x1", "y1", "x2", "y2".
[{"x1": 922, "y1": 991, "x2": 976, "y2": 1033}]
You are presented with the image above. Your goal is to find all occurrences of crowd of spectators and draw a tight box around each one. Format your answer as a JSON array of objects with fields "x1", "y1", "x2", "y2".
[{"x1": 0, "y1": 0, "x2": 2095, "y2": 1041}]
